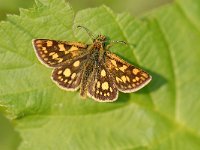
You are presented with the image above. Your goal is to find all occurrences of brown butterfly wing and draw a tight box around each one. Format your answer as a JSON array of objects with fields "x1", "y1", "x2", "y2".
[
  {"x1": 105, "y1": 52, "x2": 152, "y2": 93},
  {"x1": 52, "y1": 55, "x2": 88, "y2": 91},
  {"x1": 87, "y1": 61, "x2": 118, "y2": 102},
  {"x1": 33, "y1": 39, "x2": 88, "y2": 67}
]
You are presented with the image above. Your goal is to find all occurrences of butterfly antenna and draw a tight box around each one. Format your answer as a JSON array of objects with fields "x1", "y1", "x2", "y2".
[
  {"x1": 77, "y1": 25, "x2": 96, "y2": 40},
  {"x1": 110, "y1": 40, "x2": 127, "y2": 45}
]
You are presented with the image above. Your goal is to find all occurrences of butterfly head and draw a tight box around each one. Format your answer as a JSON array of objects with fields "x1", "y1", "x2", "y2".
[
  {"x1": 94, "y1": 34, "x2": 106, "y2": 43},
  {"x1": 93, "y1": 35, "x2": 107, "y2": 48}
]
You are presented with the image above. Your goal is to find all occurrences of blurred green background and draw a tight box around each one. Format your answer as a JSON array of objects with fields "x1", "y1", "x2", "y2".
[{"x1": 0, "y1": 0, "x2": 172, "y2": 21}]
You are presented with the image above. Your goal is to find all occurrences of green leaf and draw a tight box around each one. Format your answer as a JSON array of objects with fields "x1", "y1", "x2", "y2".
[
  {"x1": 0, "y1": 111, "x2": 21, "y2": 150},
  {"x1": 1, "y1": 0, "x2": 200, "y2": 149}
]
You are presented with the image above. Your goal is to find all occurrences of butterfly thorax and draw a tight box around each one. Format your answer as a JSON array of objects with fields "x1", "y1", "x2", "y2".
[{"x1": 92, "y1": 35, "x2": 107, "y2": 61}]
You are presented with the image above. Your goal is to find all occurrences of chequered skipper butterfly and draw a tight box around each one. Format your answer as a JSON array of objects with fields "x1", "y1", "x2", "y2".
[{"x1": 32, "y1": 26, "x2": 152, "y2": 102}]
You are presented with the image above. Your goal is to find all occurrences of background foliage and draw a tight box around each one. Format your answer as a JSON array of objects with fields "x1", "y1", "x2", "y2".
[
  {"x1": 0, "y1": 0, "x2": 172, "y2": 20},
  {"x1": 1, "y1": 0, "x2": 200, "y2": 149}
]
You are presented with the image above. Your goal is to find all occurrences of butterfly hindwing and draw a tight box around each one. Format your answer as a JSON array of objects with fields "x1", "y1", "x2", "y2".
[
  {"x1": 87, "y1": 61, "x2": 118, "y2": 102},
  {"x1": 33, "y1": 39, "x2": 88, "y2": 67},
  {"x1": 52, "y1": 55, "x2": 87, "y2": 91},
  {"x1": 106, "y1": 52, "x2": 152, "y2": 93}
]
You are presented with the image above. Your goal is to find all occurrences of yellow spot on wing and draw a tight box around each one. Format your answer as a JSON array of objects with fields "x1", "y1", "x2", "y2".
[
  {"x1": 36, "y1": 40, "x2": 42, "y2": 44},
  {"x1": 97, "y1": 81, "x2": 101, "y2": 88},
  {"x1": 52, "y1": 53, "x2": 59, "y2": 59},
  {"x1": 64, "y1": 46, "x2": 78, "y2": 54},
  {"x1": 111, "y1": 60, "x2": 117, "y2": 67},
  {"x1": 37, "y1": 44, "x2": 42, "y2": 47},
  {"x1": 126, "y1": 76, "x2": 130, "y2": 82},
  {"x1": 141, "y1": 72, "x2": 148, "y2": 78},
  {"x1": 116, "y1": 77, "x2": 122, "y2": 83},
  {"x1": 132, "y1": 68, "x2": 140, "y2": 75},
  {"x1": 58, "y1": 58, "x2": 63, "y2": 63},
  {"x1": 101, "y1": 69, "x2": 106, "y2": 77},
  {"x1": 63, "y1": 68, "x2": 71, "y2": 77},
  {"x1": 68, "y1": 42, "x2": 87, "y2": 48},
  {"x1": 58, "y1": 70, "x2": 62, "y2": 74},
  {"x1": 49, "y1": 52, "x2": 55, "y2": 56},
  {"x1": 110, "y1": 87, "x2": 113, "y2": 92},
  {"x1": 102, "y1": 82, "x2": 109, "y2": 90},
  {"x1": 47, "y1": 41, "x2": 53, "y2": 47},
  {"x1": 73, "y1": 61, "x2": 80, "y2": 67},
  {"x1": 69, "y1": 46, "x2": 78, "y2": 51},
  {"x1": 71, "y1": 73, "x2": 76, "y2": 79},
  {"x1": 58, "y1": 44, "x2": 65, "y2": 51},
  {"x1": 135, "y1": 77, "x2": 140, "y2": 81},
  {"x1": 42, "y1": 47, "x2": 47, "y2": 51},
  {"x1": 121, "y1": 76, "x2": 126, "y2": 83},
  {"x1": 119, "y1": 65, "x2": 127, "y2": 72}
]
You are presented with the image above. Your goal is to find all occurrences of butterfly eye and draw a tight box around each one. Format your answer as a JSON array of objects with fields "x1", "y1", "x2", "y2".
[{"x1": 100, "y1": 35, "x2": 106, "y2": 41}]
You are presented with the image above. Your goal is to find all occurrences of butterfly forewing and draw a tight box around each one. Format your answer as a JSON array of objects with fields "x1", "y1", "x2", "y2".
[
  {"x1": 87, "y1": 62, "x2": 118, "y2": 102},
  {"x1": 33, "y1": 39, "x2": 88, "y2": 67},
  {"x1": 52, "y1": 55, "x2": 87, "y2": 91},
  {"x1": 106, "y1": 52, "x2": 152, "y2": 93}
]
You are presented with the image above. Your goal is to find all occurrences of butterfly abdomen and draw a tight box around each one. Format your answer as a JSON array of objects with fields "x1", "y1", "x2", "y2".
[{"x1": 80, "y1": 60, "x2": 94, "y2": 98}]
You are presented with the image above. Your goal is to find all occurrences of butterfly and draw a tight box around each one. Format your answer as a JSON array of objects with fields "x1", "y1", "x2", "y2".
[{"x1": 32, "y1": 26, "x2": 152, "y2": 102}]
